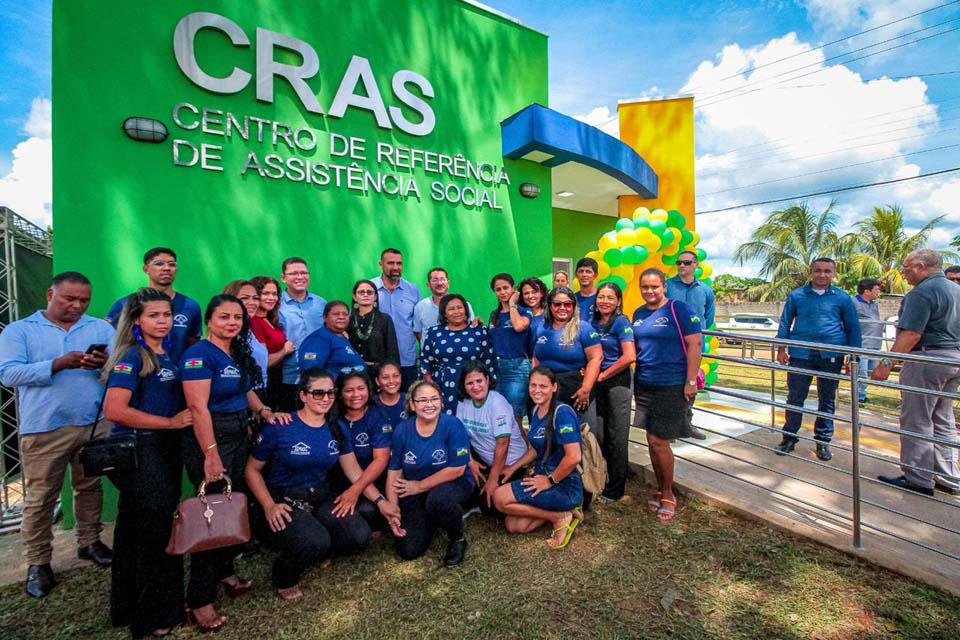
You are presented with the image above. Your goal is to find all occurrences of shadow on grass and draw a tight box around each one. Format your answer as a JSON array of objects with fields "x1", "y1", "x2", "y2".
[{"x1": 1, "y1": 482, "x2": 958, "y2": 639}]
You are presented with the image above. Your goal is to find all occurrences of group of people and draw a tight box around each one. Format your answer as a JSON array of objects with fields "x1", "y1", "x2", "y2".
[{"x1": 1, "y1": 242, "x2": 956, "y2": 638}]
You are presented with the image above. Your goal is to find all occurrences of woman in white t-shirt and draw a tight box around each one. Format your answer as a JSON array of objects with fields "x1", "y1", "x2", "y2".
[{"x1": 455, "y1": 361, "x2": 529, "y2": 514}]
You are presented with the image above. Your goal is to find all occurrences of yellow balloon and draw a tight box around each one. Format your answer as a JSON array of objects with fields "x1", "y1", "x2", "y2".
[
  {"x1": 598, "y1": 231, "x2": 618, "y2": 252},
  {"x1": 632, "y1": 206, "x2": 651, "y2": 220},
  {"x1": 666, "y1": 265, "x2": 679, "y2": 278},
  {"x1": 642, "y1": 236, "x2": 661, "y2": 252},
  {"x1": 688, "y1": 230, "x2": 701, "y2": 245},
  {"x1": 700, "y1": 364, "x2": 710, "y2": 374},
  {"x1": 701, "y1": 263, "x2": 714, "y2": 278},
  {"x1": 663, "y1": 241, "x2": 681, "y2": 256},
  {"x1": 635, "y1": 227, "x2": 654, "y2": 244},
  {"x1": 651, "y1": 209, "x2": 668, "y2": 222},
  {"x1": 616, "y1": 228, "x2": 637, "y2": 247},
  {"x1": 597, "y1": 262, "x2": 611, "y2": 280},
  {"x1": 586, "y1": 250, "x2": 602, "y2": 263},
  {"x1": 613, "y1": 265, "x2": 634, "y2": 281}
]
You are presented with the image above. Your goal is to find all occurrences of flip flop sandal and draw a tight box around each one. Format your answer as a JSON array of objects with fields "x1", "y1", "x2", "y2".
[
  {"x1": 656, "y1": 498, "x2": 677, "y2": 522},
  {"x1": 646, "y1": 491, "x2": 662, "y2": 513},
  {"x1": 549, "y1": 515, "x2": 582, "y2": 549}
]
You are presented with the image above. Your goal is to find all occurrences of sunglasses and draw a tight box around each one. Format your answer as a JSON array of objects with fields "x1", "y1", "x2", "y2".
[
  {"x1": 551, "y1": 301, "x2": 575, "y2": 309},
  {"x1": 677, "y1": 260, "x2": 696, "y2": 266},
  {"x1": 304, "y1": 389, "x2": 336, "y2": 399},
  {"x1": 356, "y1": 290, "x2": 377, "y2": 296}
]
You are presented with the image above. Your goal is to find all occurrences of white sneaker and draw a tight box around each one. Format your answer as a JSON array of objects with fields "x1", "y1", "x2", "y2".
[{"x1": 462, "y1": 506, "x2": 482, "y2": 521}]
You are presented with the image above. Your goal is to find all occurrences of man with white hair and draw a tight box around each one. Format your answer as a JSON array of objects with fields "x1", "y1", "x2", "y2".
[{"x1": 873, "y1": 249, "x2": 960, "y2": 496}]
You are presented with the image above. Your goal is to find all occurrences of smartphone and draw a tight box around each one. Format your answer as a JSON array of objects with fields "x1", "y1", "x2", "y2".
[{"x1": 85, "y1": 343, "x2": 108, "y2": 355}]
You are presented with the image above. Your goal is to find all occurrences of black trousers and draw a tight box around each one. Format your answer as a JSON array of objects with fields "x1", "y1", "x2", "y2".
[
  {"x1": 253, "y1": 487, "x2": 371, "y2": 589},
  {"x1": 596, "y1": 372, "x2": 632, "y2": 500},
  {"x1": 395, "y1": 476, "x2": 472, "y2": 561},
  {"x1": 181, "y1": 412, "x2": 249, "y2": 610},
  {"x1": 110, "y1": 430, "x2": 185, "y2": 638}
]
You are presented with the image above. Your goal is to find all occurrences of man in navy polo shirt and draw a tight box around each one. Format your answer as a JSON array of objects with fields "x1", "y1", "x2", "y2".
[
  {"x1": 105, "y1": 247, "x2": 201, "y2": 363},
  {"x1": 574, "y1": 257, "x2": 599, "y2": 320},
  {"x1": 775, "y1": 258, "x2": 861, "y2": 461}
]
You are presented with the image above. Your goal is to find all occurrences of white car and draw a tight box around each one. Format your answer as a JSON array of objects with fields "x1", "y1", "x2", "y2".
[{"x1": 715, "y1": 313, "x2": 780, "y2": 345}]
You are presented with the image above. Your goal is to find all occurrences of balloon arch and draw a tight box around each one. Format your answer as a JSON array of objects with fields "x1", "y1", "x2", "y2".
[{"x1": 579, "y1": 206, "x2": 720, "y2": 386}]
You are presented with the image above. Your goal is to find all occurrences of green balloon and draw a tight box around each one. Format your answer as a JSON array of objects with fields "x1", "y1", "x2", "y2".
[
  {"x1": 649, "y1": 219, "x2": 667, "y2": 235},
  {"x1": 661, "y1": 228, "x2": 676, "y2": 245},
  {"x1": 667, "y1": 210, "x2": 687, "y2": 229},
  {"x1": 634, "y1": 246, "x2": 649, "y2": 264},
  {"x1": 697, "y1": 248, "x2": 707, "y2": 261},
  {"x1": 706, "y1": 372, "x2": 719, "y2": 385},
  {"x1": 621, "y1": 246, "x2": 640, "y2": 264},
  {"x1": 703, "y1": 341, "x2": 712, "y2": 354},
  {"x1": 702, "y1": 277, "x2": 713, "y2": 287},
  {"x1": 604, "y1": 275, "x2": 628, "y2": 291},
  {"x1": 695, "y1": 267, "x2": 704, "y2": 278},
  {"x1": 662, "y1": 253, "x2": 679, "y2": 266},
  {"x1": 633, "y1": 217, "x2": 650, "y2": 229},
  {"x1": 604, "y1": 248, "x2": 623, "y2": 267},
  {"x1": 681, "y1": 229, "x2": 694, "y2": 245},
  {"x1": 615, "y1": 218, "x2": 635, "y2": 232}
]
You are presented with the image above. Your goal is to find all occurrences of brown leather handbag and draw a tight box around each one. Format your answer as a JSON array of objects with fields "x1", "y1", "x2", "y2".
[{"x1": 166, "y1": 475, "x2": 250, "y2": 555}]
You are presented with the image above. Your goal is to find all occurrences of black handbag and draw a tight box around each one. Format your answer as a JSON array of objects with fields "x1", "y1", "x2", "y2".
[{"x1": 79, "y1": 384, "x2": 139, "y2": 477}]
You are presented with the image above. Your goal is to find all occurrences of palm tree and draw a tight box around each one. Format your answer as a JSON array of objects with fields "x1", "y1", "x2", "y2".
[
  {"x1": 733, "y1": 201, "x2": 843, "y2": 301},
  {"x1": 952, "y1": 234, "x2": 960, "y2": 251},
  {"x1": 847, "y1": 205, "x2": 957, "y2": 293}
]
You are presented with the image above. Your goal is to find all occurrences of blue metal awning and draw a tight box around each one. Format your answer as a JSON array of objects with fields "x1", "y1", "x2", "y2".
[{"x1": 501, "y1": 104, "x2": 658, "y2": 213}]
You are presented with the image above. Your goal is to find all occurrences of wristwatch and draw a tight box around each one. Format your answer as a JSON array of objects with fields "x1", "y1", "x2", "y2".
[
  {"x1": 687, "y1": 380, "x2": 697, "y2": 387},
  {"x1": 547, "y1": 474, "x2": 557, "y2": 486},
  {"x1": 880, "y1": 357, "x2": 893, "y2": 367},
  {"x1": 374, "y1": 495, "x2": 385, "y2": 505}
]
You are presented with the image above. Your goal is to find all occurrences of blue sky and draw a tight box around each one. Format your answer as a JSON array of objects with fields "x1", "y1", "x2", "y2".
[{"x1": 1, "y1": 0, "x2": 959, "y2": 274}]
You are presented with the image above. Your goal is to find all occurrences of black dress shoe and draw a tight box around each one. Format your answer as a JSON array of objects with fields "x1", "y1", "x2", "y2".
[
  {"x1": 687, "y1": 427, "x2": 707, "y2": 440},
  {"x1": 934, "y1": 482, "x2": 960, "y2": 496},
  {"x1": 774, "y1": 438, "x2": 796, "y2": 455},
  {"x1": 26, "y1": 564, "x2": 55, "y2": 598},
  {"x1": 444, "y1": 538, "x2": 467, "y2": 567},
  {"x1": 78, "y1": 540, "x2": 113, "y2": 567},
  {"x1": 877, "y1": 475, "x2": 934, "y2": 496},
  {"x1": 816, "y1": 443, "x2": 833, "y2": 461}
]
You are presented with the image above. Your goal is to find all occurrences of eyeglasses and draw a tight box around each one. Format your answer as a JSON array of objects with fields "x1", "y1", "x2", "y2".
[
  {"x1": 413, "y1": 396, "x2": 443, "y2": 405},
  {"x1": 151, "y1": 260, "x2": 177, "y2": 268},
  {"x1": 677, "y1": 260, "x2": 696, "y2": 266},
  {"x1": 551, "y1": 301, "x2": 575, "y2": 309},
  {"x1": 429, "y1": 277, "x2": 449, "y2": 284},
  {"x1": 304, "y1": 389, "x2": 337, "y2": 399},
  {"x1": 356, "y1": 290, "x2": 377, "y2": 296},
  {"x1": 285, "y1": 271, "x2": 310, "y2": 277}
]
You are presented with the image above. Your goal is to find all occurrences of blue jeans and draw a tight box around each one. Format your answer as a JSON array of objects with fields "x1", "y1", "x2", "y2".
[
  {"x1": 858, "y1": 357, "x2": 876, "y2": 402},
  {"x1": 783, "y1": 357, "x2": 844, "y2": 443},
  {"x1": 497, "y1": 357, "x2": 531, "y2": 418}
]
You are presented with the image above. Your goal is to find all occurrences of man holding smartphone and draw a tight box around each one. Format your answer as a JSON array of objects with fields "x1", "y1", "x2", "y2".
[
  {"x1": 105, "y1": 247, "x2": 201, "y2": 362},
  {"x1": 0, "y1": 272, "x2": 116, "y2": 598}
]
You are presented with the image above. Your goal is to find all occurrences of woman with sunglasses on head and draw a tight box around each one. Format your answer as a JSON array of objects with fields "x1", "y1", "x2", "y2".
[
  {"x1": 493, "y1": 366, "x2": 584, "y2": 549},
  {"x1": 387, "y1": 380, "x2": 474, "y2": 566},
  {"x1": 223, "y1": 280, "x2": 268, "y2": 395},
  {"x1": 531, "y1": 287, "x2": 602, "y2": 428},
  {"x1": 631, "y1": 269, "x2": 702, "y2": 523},
  {"x1": 298, "y1": 301, "x2": 367, "y2": 381},
  {"x1": 333, "y1": 371, "x2": 396, "y2": 530},
  {"x1": 102, "y1": 289, "x2": 193, "y2": 638},
  {"x1": 246, "y1": 369, "x2": 394, "y2": 601},
  {"x1": 250, "y1": 276, "x2": 295, "y2": 410},
  {"x1": 180, "y1": 295, "x2": 292, "y2": 632},
  {"x1": 374, "y1": 360, "x2": 407, "y2": 427},
  {"x1": 455, "y1": 361, "x2": 529, "y2": 514},
  {"x1": 419, "y1": 293, "x2": 495, "y2": 415},
  {"x1": 488, "y1": 274, "x2": 532, "y2": 425},
  {"x1": 590, "y1": 283, "x2": 637, "y2": 503},
  {"x1": 347, "y1": 279, "x2": 399, "y2": 374}
]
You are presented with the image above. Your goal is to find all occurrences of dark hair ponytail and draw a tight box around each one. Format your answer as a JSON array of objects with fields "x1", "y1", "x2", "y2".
[
  {"x1": 489, "y1": 273, "x2": 515, "y2": 329},
  {"x1": 204, "y1": 294, "x2": 262, "y2": 389}
]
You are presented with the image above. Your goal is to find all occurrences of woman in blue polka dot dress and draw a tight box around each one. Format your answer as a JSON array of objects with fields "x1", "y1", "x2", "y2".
[{"x1": 420, "y1": 294, "x2": 495, "y2": 414}]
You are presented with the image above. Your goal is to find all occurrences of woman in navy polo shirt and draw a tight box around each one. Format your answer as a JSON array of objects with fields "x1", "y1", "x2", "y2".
[
  {"x1": 334, "y1": 371, "x2": 394, "y2": 529},
  {"x1": 590, "y1": 283, "x2": 637, "y2": 503},
  {"x1": 519, "y1": 277, "x2": 548, "y2": 337},
  {"x1": 632, "y1": 269, "x2": 702, "y2": 523},
  {"x1": 102, "y1": 288, "x2": 194, "y2": 638},
  {"x1": 531, "y1": 286, "x2": 603, "y2": 428},
  {"x1": 180, "y1": 294, "x2": 290, "y2": 632},
  {"x1": 246, "y1": 369, "x2": 398, "y2": 601},
  {"x1": 488, "y1": 273, "x2": 532, "y2": 423},
  {"x1": 493, "y1": 366, "x2": 584, "y2": 549},
  {"x1": 298, "y1": 301, "x2": 367, "y2": 380},
  {"x1": 386, "y1": 380, "x2": 474, "y2": 567},
  {"x1": 374, "y1": 360, "x2": 406, "y2": 426}
]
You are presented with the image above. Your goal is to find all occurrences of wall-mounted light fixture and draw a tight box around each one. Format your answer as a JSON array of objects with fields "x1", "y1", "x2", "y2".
[
  {"x1": 122, "y1": 117, "x2": 169, "y2": 143},
  {"x1": 519, "y1": 182, "x2": 540, "y2": 199}
]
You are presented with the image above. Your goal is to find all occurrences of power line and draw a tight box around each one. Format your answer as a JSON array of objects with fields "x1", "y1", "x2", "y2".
[
  {"x1": 684, "y1": 0, "x2": 960, "y2": 95},
  {"x1": 695, "y1": 22, "x2": 960, "y2": 109},
  {"x1": 695, "y1": 166, "x2": 960, "y2": 215},
  {"x1": 699, "y1": 143, "x2": 960, "y2": 196}
]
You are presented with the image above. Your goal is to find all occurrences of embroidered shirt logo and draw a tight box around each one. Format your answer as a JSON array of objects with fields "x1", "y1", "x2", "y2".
[
  {"x1": 431, "y1": 449, "x2": 447, "y2": 465},
  {"x1": 173, "y1": 313, "x2": 189, "y2": 328},
  {"x1": 290, "y1": 442, "x2": 311, "y2": 456},
  {"x1": 113, "y1": 363, "x2": 134, "y2": 374},
  {"x1": 184, "y1": 358, "x2": 203, "y2": 369},
  {"x1": 327, "y1": 440, "x2": 340, "y2": 455},
  {"x1": 221, "y1": 365, "x2": 241, "y2": 378},
  {"x1": 355, "y1": 432, "x2": 370, "y2": 446},
  {"x1": 403, "y1": 451, "x2": 417, "y2": 465},
  {"x1": 303, "y1": 352, "x2": 318, "y2": 361},
  {"x1": 653, "y1": 317, "x2": 670, "y2": 328},
  {"x1": 157, "y1": 367, "x2": 176, "y2": 382}
]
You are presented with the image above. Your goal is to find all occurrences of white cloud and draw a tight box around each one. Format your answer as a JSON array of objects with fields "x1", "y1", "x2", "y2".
[
  {"x1": 0, "y1": 97, "x2": 52, "y2": 228},
  {"x1": 679, "y1": 33, "x2": 959, "y2": 272},
  {"x1": 572, "y1": 106, "x2": 620, "y2": 138},
  {"x1": 802, "y1": 0, "x2": 933, "y2": 36}
]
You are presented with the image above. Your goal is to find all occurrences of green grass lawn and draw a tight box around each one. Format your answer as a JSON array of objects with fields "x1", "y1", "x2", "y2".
[{"x1": 2, "y1": 483, "x2": 958, "y2": 639}]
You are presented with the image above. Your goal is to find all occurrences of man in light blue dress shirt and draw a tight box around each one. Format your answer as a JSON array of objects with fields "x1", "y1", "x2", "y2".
[
  {"x1": 0, "y1": 272, "x2": 116, "y2": 597},
  {"x1": 277, "y1": 257, "x2": 327, "y2": 411},
  {"x1": 372, "y1": 248, "x2": 422, "y2": 390}
]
